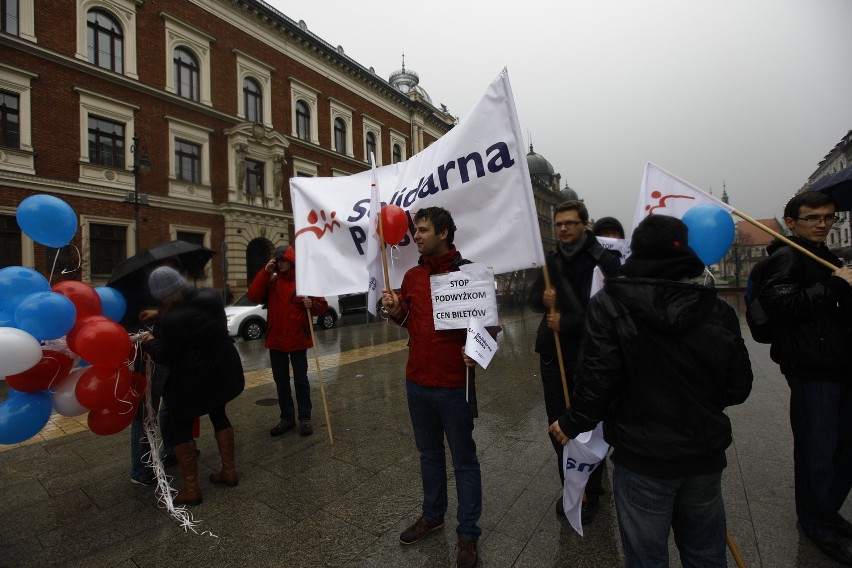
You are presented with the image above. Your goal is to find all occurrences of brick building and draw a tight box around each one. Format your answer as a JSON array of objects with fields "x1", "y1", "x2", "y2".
[{"x1": 0, "y1": 0, "x2": 455, "y2": 293}]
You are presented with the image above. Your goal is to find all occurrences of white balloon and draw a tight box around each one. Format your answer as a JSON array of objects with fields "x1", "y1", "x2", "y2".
[
  {"x1": 0, "y1": 327, "x2": 42, "y2": 376},
  {"x1": 51, "y1": 367, "x2": 88, "y2": 417}
]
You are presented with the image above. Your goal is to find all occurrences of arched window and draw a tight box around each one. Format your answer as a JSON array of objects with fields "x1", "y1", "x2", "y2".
[
  {"x1": 243, "y1": 77, "x2": 262, "y2": 123},
  {"x1": 173, "y1": 47, "x2": 200, "y2": 101},
  {"x1": 365, "y1": 131, "x2": 376, "y2": 162},
  {"x1": 334, "y1": 117, "x2": 346, "y2": 154},
  {"x1": 393, "y1": 143, "x2": 402, "y2": 164},
  {"x1": 296, "y1": 100, "x2": 310, "y2": 140},
  {"x1": 87, "y1": 9, "x2": 123, "y2": 73}
]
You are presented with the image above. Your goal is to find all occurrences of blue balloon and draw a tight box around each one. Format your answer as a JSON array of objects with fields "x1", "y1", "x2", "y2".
[
  {"x1": 14, "y1": 291, "x2": 77, "y2": 341},
  {"x1": 682, "y1": 204, "x2": 736, "y2": 265},
  {"x1": 0, "y1": 390, "x2": 52, "y2": 444},
  {"x1": 95, "y1": 286, "x2": 127, "y2": 322},
  {"x1": 16, "y1": 194, "x2": 78, "y2": 248},
  {"x1": 0, "y1": 266, "x2": 50, "y2": 313}
]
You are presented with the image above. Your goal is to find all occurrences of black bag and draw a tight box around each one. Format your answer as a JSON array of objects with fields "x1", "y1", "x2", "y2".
[{"x1": 744, "y1": 258, "x2": 774, "y2": 344}]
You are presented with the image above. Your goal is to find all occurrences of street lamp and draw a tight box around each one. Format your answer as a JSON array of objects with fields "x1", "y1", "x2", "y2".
[{"x1": 130, "y1": 134, "x2": 151, "y2": 252}]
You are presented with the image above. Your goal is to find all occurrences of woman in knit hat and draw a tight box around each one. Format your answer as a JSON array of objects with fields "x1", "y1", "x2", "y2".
[{"x1": 143, "y1": 266, "x2": 245, "y2": 506}]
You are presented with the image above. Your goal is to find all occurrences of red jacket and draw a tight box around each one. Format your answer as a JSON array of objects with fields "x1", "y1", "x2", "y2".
[
  {"x1": 246, "y1": 268, "x2": 327, "y2": 353},
  {"x1": 391, "y1": 247, "x2": 471, "y2": 388}
]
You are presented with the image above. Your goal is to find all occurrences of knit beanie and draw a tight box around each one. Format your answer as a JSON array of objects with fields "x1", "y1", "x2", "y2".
[
  {"x1": 592, "y1": 216, "x2": 625, "y2": 238},
  {"x1": 620, "y1": 215, "x2": 705, "y2": 280},
  {"x1": 148, "y1": 266, "x2": 187, "y2": 299}
]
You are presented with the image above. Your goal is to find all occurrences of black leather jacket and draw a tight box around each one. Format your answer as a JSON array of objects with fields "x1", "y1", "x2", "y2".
[
  {"x1": 558, "y1": 278, "x2": 753, "y2": 478},
  {"x1": 758, "y1": 237, "x2": 852, "y2": 380}
]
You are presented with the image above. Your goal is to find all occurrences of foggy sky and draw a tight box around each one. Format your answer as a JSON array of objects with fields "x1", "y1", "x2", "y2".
[{"x1": 269, "y1": 0, "x2": 852, "y2": 232}]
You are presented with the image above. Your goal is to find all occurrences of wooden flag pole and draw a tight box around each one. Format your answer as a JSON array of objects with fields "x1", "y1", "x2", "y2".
[
  {"x1": 306, "y1": 306, "x2": 333, "y2": 445},
  {"x1": 726, "y1": 531, "x2": 747, "y2": 568},
  {"x1": 542, "y1": 265, "x2": 570, "y2": 409},
  {"x1": 733, "y1": 209, "x2": 837, "y2": 271}
]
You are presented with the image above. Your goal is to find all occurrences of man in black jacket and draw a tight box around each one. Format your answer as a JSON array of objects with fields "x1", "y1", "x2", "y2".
[
  {"x1": 529, "y1": 200, "x2": 621, "y2": 522},
  {"x1": 757, "y1": 192, "x2": 852, "y2": 565},
  {"x1": 550, "y1": 215, "x2": 752, "y2": 567}
]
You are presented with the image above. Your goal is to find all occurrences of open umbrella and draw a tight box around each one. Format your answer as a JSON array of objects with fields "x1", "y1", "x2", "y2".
[
  {"x1": 107, "y1": 241, "x2": 216, "y2": 292},
  {"x1": 106, "y1": 241, "x2": 216, "y2": 330},
  {"x1": 809, "y1": 164, "x2": 852, "y2": 211}
]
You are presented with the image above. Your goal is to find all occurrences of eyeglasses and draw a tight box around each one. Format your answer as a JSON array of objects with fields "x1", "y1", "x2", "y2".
[
  {"x1": 555, "y1": 221, "x2": 584, "y2": 229},
  {"x1": 796, "y1": 215, "x2": 839, "y2": 225}
]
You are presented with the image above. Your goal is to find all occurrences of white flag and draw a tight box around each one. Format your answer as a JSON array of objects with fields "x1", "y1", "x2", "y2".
[
  {"x1": 290, "y1": 69, "x2": 545, "y2": 297},
  {"x1": 632, "y1": 162, "x2": 734, "y2": 232},
  {"x1": 563, "y1": 422, "x2": 610, "y2": 536},
  {"x1": 464, "y1": 317, "x2": 498, "y2": 369},
  {"x1": 366, "y1": 153, "x2": 383, "y2": 317}
]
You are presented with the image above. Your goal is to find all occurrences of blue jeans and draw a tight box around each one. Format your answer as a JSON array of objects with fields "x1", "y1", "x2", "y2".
[
  {"x1": 130, "y1": 365, "x2": 173, "y2": 481},
  {"x1": 786, "y1": 376, "x2": 852, "y2": 537},
  {"x1": 270, "y1": 349, "x2": 311, "y2": 422},
  {"x1": 406, "y1": 381, "x2": 481, "y2": 542},
  {"x1": 613, "y1": 466, "x2": 726, "y2": 568}
]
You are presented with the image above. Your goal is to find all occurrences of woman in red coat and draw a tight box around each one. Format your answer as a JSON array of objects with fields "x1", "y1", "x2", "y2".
[{"x1": 247, "y1": 246, "x2": 327, "y2": 437}]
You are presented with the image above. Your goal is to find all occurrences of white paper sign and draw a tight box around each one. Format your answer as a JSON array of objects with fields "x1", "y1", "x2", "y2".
[
  {"x1": 595, "y1": 236, "x2": 630, "y2": 263},
  {"x1": 430, "y1": 263, "x2": 498, "y2": 330},
  {"x1": 464, "y1": 317, "x2": 498, "y2": 369}
]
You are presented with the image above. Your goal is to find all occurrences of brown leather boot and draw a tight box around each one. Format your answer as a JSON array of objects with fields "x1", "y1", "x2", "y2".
[
  {"x1": 209, "y1": 427, "x2": 238, "y2": 487},
  {"x1": 173, "y1": 441, "x2": 202, "y2": 506}
]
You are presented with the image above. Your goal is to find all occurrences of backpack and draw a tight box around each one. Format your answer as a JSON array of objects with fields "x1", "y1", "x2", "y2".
[{"x1": 744, "y1": 258, "x2": 775, "y2": 344}]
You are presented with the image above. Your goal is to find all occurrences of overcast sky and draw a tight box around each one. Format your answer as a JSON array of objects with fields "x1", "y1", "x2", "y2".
[{"x1": 269, "y1": 0, "x2": 852, "y2": 232}]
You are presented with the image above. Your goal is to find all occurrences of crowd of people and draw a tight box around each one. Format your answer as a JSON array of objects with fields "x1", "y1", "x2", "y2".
[{"x1": 123, "y1": 195, "x2": 852, "y2": 568}]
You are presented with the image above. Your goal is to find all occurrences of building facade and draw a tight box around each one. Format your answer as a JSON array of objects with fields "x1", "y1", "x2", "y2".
[{"x1": 0, "y1": 0, "x2": 455, "y2": 292}]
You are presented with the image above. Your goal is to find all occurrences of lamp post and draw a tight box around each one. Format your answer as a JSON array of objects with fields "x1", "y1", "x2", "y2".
[{"x1": 130, "y1": 134, "x2": 151, "y2": 252}]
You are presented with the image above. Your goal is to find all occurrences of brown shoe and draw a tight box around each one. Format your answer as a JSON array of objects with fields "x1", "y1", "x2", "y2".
[
  {"x1": 457, "y1": 539, "x2": 478, "y2": 568},
  {"x1": 399, "y1": 516, "x2": 444, "y2": 545},
  {"x1": 298, "y1": 420, "x2": 313, "y2": 436}
]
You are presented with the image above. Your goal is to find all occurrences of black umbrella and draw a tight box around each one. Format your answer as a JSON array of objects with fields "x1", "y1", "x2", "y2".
[
  {"x1": 107, "y1": 240, "x2": 216, "y2": 291},
  {"x1": 809, "y1": 164, "x2": 852, "y2": 211}
]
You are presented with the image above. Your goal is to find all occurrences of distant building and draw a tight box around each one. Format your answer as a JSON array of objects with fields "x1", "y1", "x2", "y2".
[
  {"x1": 718, "y1": 218, "x2": 785, "y2": 286},
  {"x1": 805, "y1": 130, "x2": 852, "y2": 258},
  {"x1": 0, "y1": 0, "x2": 455, "y2": 290}
]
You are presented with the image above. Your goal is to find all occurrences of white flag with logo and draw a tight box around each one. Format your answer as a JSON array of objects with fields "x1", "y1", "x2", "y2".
[
  {"x1": 290, "y1": 69, "x2": 544, "y2": 297},
  {"x1": 563, "y1": 422, "x2": 610, "y2": 536},
  {"x1": 632, "y1": 162, "x2": 734, "y2": 232}
]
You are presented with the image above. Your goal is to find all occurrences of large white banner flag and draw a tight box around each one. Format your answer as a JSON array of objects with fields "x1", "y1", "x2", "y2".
[
  {"x1": 632, "y1": 162, "x2": 734, "y2": 232},
  {"x1": 291, "y1": 69, "x2": 544, "y2": 297}
]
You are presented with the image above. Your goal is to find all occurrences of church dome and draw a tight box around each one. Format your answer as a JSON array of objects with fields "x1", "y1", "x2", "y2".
[
  {"x1": 389, "y1": 62, "x2": 433, "y2": 105},
  {"x1": 526, "y1": 145, "x2": 555, "y2": 185},
  {"x1": 560, "y1": 184, "x2": 579, "y2": 201}
]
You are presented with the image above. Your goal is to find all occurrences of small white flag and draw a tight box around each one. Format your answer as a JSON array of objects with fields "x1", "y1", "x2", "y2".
[
  {"x1": 563, "y1": 422, "x2": 610, "y2": 536},
  {"x1": 366, "y1": 153, "x2": 383, "y2": 317},
  {"x1": 464, "y1": 317, "x2": 498, "y2": 369},
  {"x1": 632, "y1": 162, "x2": 734, "y2": 232}
]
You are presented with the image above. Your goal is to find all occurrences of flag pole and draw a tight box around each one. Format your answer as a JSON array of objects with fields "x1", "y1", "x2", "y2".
[
  {"x1": 542, "y1": 265, "x2": 570, "y2": 408},
  {"x1": 726, "y1": 531, "x2": 747, "y2": 568},
  {"x1": 306, "y1": 307, "x2": 333, "y2": 445},
  {"x1": 733, "y1": 209, "x2": 837, "y2": 271}
]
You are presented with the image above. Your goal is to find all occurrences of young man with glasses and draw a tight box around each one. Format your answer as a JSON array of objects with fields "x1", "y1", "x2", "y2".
[
  {"x1": 528, "y1": 200, "x2": 621, "y2": 523},
  {"x1": 758, "y1": 192, "x2": 852, "y2": 565}
]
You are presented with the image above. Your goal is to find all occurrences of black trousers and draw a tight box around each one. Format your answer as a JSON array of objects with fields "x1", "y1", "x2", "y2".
[{"x1": 168, "y1": 405, "x2": 231, "y2": 445}]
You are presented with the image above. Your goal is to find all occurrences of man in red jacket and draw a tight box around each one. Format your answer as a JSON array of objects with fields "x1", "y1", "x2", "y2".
[
  {"x1": 382, "y1": 207, "x2": 484, "y2": 568},
  {"x1": 247, "y1": 246, "x2": 327, "y2": 437}
]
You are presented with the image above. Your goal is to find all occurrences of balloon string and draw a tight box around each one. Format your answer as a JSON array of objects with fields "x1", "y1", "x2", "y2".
[
  {"x1": 60, "y1": 244, "x2": 83, "y2": 277},
  {"x1": 48, "y1": 249, "x2": 60, "y2": 285}
]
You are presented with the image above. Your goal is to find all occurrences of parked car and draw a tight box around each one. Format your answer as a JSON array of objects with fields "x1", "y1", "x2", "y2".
[
  {"x1": 338, "y1": 291, "x2": 395, "y2": 315},
  {"x1": 225, "y1": 294, "x2": 339, "y2": 340}
]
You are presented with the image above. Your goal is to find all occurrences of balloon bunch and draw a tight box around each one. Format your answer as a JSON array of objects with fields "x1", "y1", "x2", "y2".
[{"x1": 0, "y1": 195, "x2": 143, "y2": 444}]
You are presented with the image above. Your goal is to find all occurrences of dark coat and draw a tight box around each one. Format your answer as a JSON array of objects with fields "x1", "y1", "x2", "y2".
[
  {"x1": 146, "y1": 288, "x2": 245, "y2": 420},
  {"x1": 558, "y1": 278, "x2": 753, "y2": 478},
  {"x1": 758, "y1": 237, "x2": 852, "y2": 380},
  {"x1": 529, "y1": 233, "x2": 621, "y2": 363}
]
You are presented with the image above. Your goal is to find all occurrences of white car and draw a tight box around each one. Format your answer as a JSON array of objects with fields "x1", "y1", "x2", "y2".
[{"x1": 225, "y1": 294, "x2": 339, "y2": 340}]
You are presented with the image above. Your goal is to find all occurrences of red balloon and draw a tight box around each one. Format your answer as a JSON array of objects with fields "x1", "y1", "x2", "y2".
[
  {"x1": 52, "y1": 281, "x2": 103, "y2": 319},
  {"x1": 104, "y1": 371, "x2": 147, "y2": 413},
  {"x1": 87, "y1": 406, "x2": 136, "y2": 436},
  {"x1": 6, "y1": 349, "x2": 73, "y2": 393},
  {"x1": 66, "y1": 315, "x2": 110, "y2": 354},
  {"x1": 73, "y1": 319, "x2": 131, "y2": 367},
  {"x1": 380, "y1": 205, "x2": 409, "y2": 246},
  {"x1": 75, "y1": 365, "x2": 132, "y2": 410}
]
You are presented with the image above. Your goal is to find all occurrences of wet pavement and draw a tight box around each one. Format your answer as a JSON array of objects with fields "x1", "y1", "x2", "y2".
[{"x1": 0, "y1": 305, "x2": 848, "y2": 567}]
